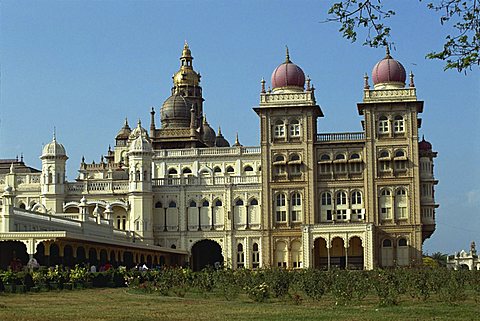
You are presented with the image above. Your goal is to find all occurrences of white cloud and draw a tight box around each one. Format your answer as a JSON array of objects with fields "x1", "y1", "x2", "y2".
[{"x1": 467, "y1": 189, "x2": 480, "y2": 206}]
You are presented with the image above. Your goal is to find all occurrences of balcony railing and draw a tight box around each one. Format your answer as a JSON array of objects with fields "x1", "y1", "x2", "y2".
[
  {"x1": 152, "y1": 175, "x2": 260, "y2": 187},
  {"x1": 154, "y1": 146, "x2": 260, "y2": 159},
  {"x1": 316, "y1": 132, "x2": 365, "y2": 142},
  {"x1": 66, "y1": 180, "x2": 129, "y2": 194}
]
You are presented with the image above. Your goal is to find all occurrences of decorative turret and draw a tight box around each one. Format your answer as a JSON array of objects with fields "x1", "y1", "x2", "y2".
[
  {"x1": 201, "y1": 116, "x2": 216, "y2": 147},
  {"x1": 214, "y1": 127, "x2": 230, "y2": 147},
  {"x1": 271, "y1": 47, "x2": 306, "y2": 92},
  {"x1": 371, "y1": 47, "x2": 407, "y2": 90},
  {"x1": 40, "y1": 131, "x2": 68, "y2": 213}
]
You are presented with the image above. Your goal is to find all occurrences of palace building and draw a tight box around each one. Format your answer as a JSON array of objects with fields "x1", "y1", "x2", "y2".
[{"x1": 0, "y1": 44, "x2": 438, "y2": 271}]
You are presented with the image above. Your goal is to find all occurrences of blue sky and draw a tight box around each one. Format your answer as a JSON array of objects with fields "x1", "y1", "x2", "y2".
[{"x1": 0, "y1": 1, "x2": 478, "y2": 254}]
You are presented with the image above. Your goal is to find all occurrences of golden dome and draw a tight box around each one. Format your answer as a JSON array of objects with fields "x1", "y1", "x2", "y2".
[{"x1": 173, "y1": 68, "x2": 200, "y2": 87}]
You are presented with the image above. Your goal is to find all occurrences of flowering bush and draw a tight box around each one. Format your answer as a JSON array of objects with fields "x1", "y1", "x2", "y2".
[{"x1": 245, "y1": 282, "x2": 270, "y2": 302}]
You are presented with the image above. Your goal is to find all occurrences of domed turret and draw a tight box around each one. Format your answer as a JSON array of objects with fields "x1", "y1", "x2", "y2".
[
  {"x1": 173, "y1": 42, "x2": 201, "y2": 88},
  {"x1": 271, "y1": 47, "x2": 306, "y2": 92},
  {"x1": 41, "y1": 132, "x2": 67, "y2": 158},
  {"x1": 214, "y1": 127, "x2": 230, "y2": 147},
  {"x1": 372, "y1": 47, "x2": 406, "y2": 89},
  {"x1": 115, "y1": 118, "x2": 131, "y2": 140},
  {"x1": 129, "y1": 135, "x2": 153, "y2": 153},
  {"x1": 202, "y1": 116, "x2": 216, "y2": 147},
  {"x1": 129, "y1": 120, "x2": 149, "y2": 140},
  {"x1": 419, "y1": 136, "x2": 433, "y2": 152},
  {"x1": 160, "y1": 94, "x2": 193, "y2": 128}
]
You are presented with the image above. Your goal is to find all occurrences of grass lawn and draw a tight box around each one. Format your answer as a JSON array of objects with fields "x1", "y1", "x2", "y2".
[{"x1": 0, "y1": 288, "x2": 478, "y2": 321}]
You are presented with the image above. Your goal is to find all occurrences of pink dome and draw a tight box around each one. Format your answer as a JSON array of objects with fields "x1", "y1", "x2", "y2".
[
  {"x1": 372, "y1": 50, "x2": 406, "y2": 85},
  {"x1": 271, "y1": 50, "x2": 305, "y2": 89},
  {"x1": 419, "y1": 137, "x2": 432, "y2": 151}
]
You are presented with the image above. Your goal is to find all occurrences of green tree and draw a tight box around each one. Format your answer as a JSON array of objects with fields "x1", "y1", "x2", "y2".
[
  {"x1": 430, "y1": 251, "x2": 448, "y2": 267},
  {"x1": 326, "y1": 0, "x2": 479, "y2": 72}
]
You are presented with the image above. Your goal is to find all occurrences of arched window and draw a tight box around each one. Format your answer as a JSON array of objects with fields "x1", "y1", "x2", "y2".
[
  {"x1": 291, "y1": 240, "x2": 303, "y2": 268},
  {"x1": 335, "y1": 154, "x2": 347, "y2": 173},
  {"x1": 378, "y1": 115, "x2": 389, "y2": 133},
  {"x1": 19, "y1": 203, "x2": 26, "y2": 210},
  {"x1": 395, "y1": 150, "x2": 405, "y2": 158},
  {"x1": 168, "y1": 201, "x2": 177, "y2": 208},
  {"x1": 290, "y1": 154, "x2": 300, "y2": 161},
  {"x1": 213, "y1": 166, "x2": 222, "y2": 173},
  {"x1": 171, "y1": 244, "x2": 176, "y2": 249},
  {"x1": 397, "y1": 238, "x2": 409, "y2": 266},
  {"x1": 202, "y1": 200, "x2": 209, "y2": 207},
  {"x1": 244, "y1": 165, "x2": 254, "y2": 172},
  {"x1": 252, "y1": 243, "x2": 260, "y2": 268},
  {"x1": 189, "y1": 200, "x2": 197, "y2": 208},
  {"x1": 351, "y1": 191, "x2": 362, "y2": 205},
  {"x1": 274, "y1": 155, "x2": 285, "y2": 162},
  {"x1": 336, "y1": 191, "x2": 347, "y2": 205},
  {"x1": 215, "y1": 199, "x2": 223, "y2": 207},
  {"x1": 320, "y1": 192, "x2": 333, "y2": 222},
  {"x1": 395, "y1": 188, "x2": 408, "y2": 219},
  {"x1": 168, "y1": 168, "x2": 178, "y2": 176},
  {"x1": 335, "y1": 191, "x2": 348, "y2": 220},
  {"x1": 274, "y1": 120, "x2": 285, "y2": 138},
  {"x1": 289, "y1": 119, "x2": 300, "y2": 137},
  {"x1": 235, "y1": 199, "x2": 244, "y2": 206},
  {"x1": 321, "y1": 154, "x2": 330, "y2": 161},
  {"x1": 394, "y1": 115, "x2": 404, "y2": 133},
  {"x1": 226, "y1": 166, "x2": 235, "y2": 173},
  {"x1": 335, "y1": 154, "x2": 346, "y2": 160},
  {"x1": 237, "y1": 243, "x2": 245, "y2": 268},
  {"x1": 291, "y1": 192, "x2": 302, "y2": 222},
  {"x1": 274, "y1": 155, "x2": 286, "y2": 175},
  {"x1": 275, "y1": 193, "x2": 287, "y2": 222},
  {"x1": 350, "y1": 153, "x2": 360, "y2": 159},
  {"x1": 380, "y1": 189, "x2": 392, "y2": 220},
  {"x1": 155, "y1": 201, "x2": 163, "y2": 208},
  {"x1": 250, "y1": 198, "x2": 258, "y2": 206},
  {"x1": 199, "y1": 169, "x2": 210, "y2": 176},
  {"x1": 379, "y1": 150, "x2": 390, "y2": 158},
  {"x1": 381, "y1": 238, "x2": 393, "y2": 267},
  {"x1": 182, "y1": 167, "x2": 192, "y2": 175}
]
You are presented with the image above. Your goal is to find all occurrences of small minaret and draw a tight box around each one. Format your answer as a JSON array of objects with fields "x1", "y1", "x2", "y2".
[{"x1": 40, "y1": 131, "x2": 68, "y2": 213}]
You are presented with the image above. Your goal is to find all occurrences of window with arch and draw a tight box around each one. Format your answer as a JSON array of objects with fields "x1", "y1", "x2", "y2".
[
  {"x1": 321, "y1": 154, "x2": 331, "y2": 161},
  {"x1": 168, "y1": 201, "x2": 177, "y2": 208},
  {"x1": 351, "y1": 191, "x2": 362, "y2": 205},
  {"x1": 289, "y1": 154, "x2": 302, "y2": 175},
  {"x1": 244, "y1": 165, "x2": 254, "y2": 172},
  {"x1": 273, "y1": 155, "x2": 286, "y2": 175},
  {"x1": 291, "y1": 240, "x2": 303, "y2": 268},
  {"x1": 395, "y1": 188, "x2": 408, "y2": 219},
  {"x1": 202, "y1": 200, "x2": 209, "y2": 207},
  {"x1": 234, "y1": 199, "x2": 245, "y2": 227},
  {"x1": 394, "y1": 150, "x2": 407, "y2": 171},
  {"x1": 213, "y1": 166, "x2": 222, "y2": 173},
  {"x1": 379, "y1": 150, "x2": 391, "y2": 171},
  {"x1": 189, "y1": 200, "x2": 197, "y2": 208},
  {"x1": 199, "y1": 169, "x2": 210, "y2": 176},
  {"x1": 335, "y1": 191, "x2": 348, "y2": 220},
  {"x1": 19, "y1": 203, "x2": 26, "y2": 210},
  {"x1": 168, "y1": 168, "x2": 178, "y2": 176},
  {"x1": 321, "y1": 192, "x2": 333, "y2": 221},
  {"x1": 274, "y1": 155, "x2": 285, "y2": 162},
  {"x1": 237, "y1": 243, "x2": 245, "y2": 268},
  {"x1": 380, "y1": 189, "x2": 392, "y2": 220},
  {"x1": 275, "y1": 193, "x2": 287, "y2": 222},
  {"x1": 235, "y1": 199, "x2": 244, "y2": 206},
  {"x1": 290, "y1": 154, "x2": 300, "y2": 161},
  {"x1": 182, "y1": 167, "x2": 192, "y2": 175},
  {"x1": 155, "y1": 201, "x2": 163, "y2": 209},
  {"x1": 291, "y1": 192, "x2": 302, "y2": 222},
  {"x1": 378, "y1": 115, "x2": 389, "y2": 133},
  {"x1": 335, "y1": 154, "x2": 347, "y2": 172},
  {"x1": 289, "y1": 119, "x2": 300, "y2": 137},
  {"x1": 319, "y1": 154, "x2": 331, "y2": 173},
  {"x1": 397, "y1": 238, "x2": 409, "y2": 266},
  {"x1": 252, "y1": 243, "x2": 260, "y2": 268},
  {"x1": 349, "y1": 153, "x2": 363, "y2": 173},
  {"x1": 214, "y1": 199, "x2": 222, "y2": 207},
  {"x1": 226, "y1": 166, "x2": 235, "y2": 173},
  {"x1": 393, "y1": 115, "x2": 405, "y2": 133},
  {"x1": 381, "y1": 238, "x2": 394, "y2": 266},
  {"x1": 250, "y1": 198, "x2": 258, "y2": 206},
  {"x1": 274, "y1": 120, "x2": 285, "y2": 138}
]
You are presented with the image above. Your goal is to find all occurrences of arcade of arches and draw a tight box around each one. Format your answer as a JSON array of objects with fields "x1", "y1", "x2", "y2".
[
  {"x1": 0, "y1": 238, "x2": 187, "y2": 270},
  {"x1": 313, "y1": 236, "x2": 364, "y2": 270}
]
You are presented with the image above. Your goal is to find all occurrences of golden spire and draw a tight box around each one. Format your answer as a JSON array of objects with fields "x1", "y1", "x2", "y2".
[{"x1": 385, "y1": 46, "x2": 392, "y2": 59}]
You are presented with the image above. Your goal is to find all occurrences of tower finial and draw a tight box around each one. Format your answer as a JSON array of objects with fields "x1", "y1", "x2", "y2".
[
  {"x1": 217, "y1": 126, "x2": 222, "y2": 135},
  {"x1": 261, "y1": 78, "x2": 266, "y2": 93},
  {"x1": 53, "y1": 126, "x2": 56, "y2": 141},
  {"x1": 409, "y1": 71, "x2": 415, "y2": 88},
  {"x1": 364, "y1": 72, "x2": 370, "y2": 89},
  {"x1": 285, "y1": 46, "x2": 291, "y2": 63},
  {"x1": 385, "y1": 46, "x2": 391, "y2": 59}
]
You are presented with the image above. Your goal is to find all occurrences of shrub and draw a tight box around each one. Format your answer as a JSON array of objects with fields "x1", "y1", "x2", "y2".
[
  {"x1": 245, "y1": 282, "x2": 270, "y2": 302},
  {"x1": 214, "y1": 268, "x2": 240, "y2": 301},
  {"x1": 264, "y1": 268, "x2": 291, "y2": 299},
  {"x1": 295, "y1": 269, "x2": 327, "y2": 301}
]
